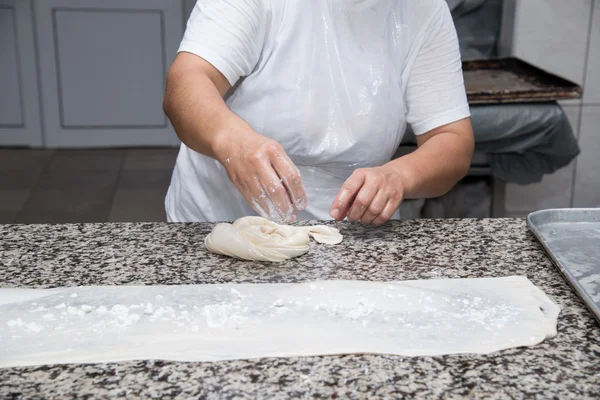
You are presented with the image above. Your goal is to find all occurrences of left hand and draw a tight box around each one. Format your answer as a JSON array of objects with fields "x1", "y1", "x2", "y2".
[{"x1": 329, "y1": 165, "x2": 405, "y2": 225}]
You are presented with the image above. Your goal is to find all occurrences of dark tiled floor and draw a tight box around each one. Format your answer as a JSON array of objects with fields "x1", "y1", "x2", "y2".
[{"x1": 0, "y1": 148, "x2": 178, "y2": 224}]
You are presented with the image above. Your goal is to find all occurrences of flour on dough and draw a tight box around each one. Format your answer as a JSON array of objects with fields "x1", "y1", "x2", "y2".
[
  {"x1": 205, "y1": 216, "x2": 343, "y2": 262},
  {"x1": 0, "y1": 277, "x2": 561, "y2": 368}
]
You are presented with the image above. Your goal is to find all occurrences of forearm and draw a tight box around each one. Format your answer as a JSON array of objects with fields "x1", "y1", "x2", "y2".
[
  {"x1": 163, "y1": 63, "x2": 252, "y2": 162},
  {"x1": 388, "y1": 130, "x2": 474, "y2": 199},
  {"x1": 163, "y1": 54, "x2": 307, "y2": 220}
]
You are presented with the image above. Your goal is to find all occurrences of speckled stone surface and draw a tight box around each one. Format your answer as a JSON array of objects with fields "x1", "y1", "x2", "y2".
[{"x1": 1, "y1": 219, "x2": 599, "y2": 399}]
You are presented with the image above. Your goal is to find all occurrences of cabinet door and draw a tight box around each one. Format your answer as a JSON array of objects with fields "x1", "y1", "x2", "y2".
[
  {"x1": 0, "y1": 0, "x2": 43, "y2": 147},
  {"x1": 183, "y1": 0, "x2": 195, "y2": 21},
  {"x1": 34, "y1": 0, "x2": 183, "y2": 148}
]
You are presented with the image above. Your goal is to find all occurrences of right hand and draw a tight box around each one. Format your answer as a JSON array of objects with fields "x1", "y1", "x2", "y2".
[{"x1": 215, "y1": 130, "x2": 307, "y2": 224}]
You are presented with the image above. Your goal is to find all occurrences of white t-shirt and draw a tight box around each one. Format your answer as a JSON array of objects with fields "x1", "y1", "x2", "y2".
[{"x1": 166, "y1": 0, "x2": 470, "y2": 222}]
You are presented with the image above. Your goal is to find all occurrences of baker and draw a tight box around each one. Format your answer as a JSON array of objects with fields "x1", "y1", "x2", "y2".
[{"x1": 163, "y1": 0, "x2": 474, "y2": 225}]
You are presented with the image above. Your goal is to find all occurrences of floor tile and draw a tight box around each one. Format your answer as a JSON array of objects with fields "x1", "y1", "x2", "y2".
[
  {"x1": 0, "y1": 170, "x2": 44, "y2": 190},
  {"x1": 123, "y1": 148, "x2": 179, "y2": 170},
  {"x1": 35, "y1": 168, "x2": 120, "y2": 191},
  {"x1": 0, "y1": 149, "x2": 53, "y2": 191},
  {"x1": 47, "y1": 149, "x2": 125, "y2": 171},
  {"x1": 0, "y1": 211, "x2": 17, "y2": 224},
  {"x1": 108, "y1": 189, "x2": 167, "y2": 222},
  {"x1": 0, "y1": 190, "x2": 31, "y2": 212},
  {"x1": 0, "y1": 149, "x2": 54, "y2": 171},
  {"x1": 15, "y1": 189, "x2": 113, "y2": 224},
  {"x1": 13, "y1": 212, "x2": 83, "y2": 224},
  {"x1": 116, "y1": 168, "x2": 173, "y2": 190}
]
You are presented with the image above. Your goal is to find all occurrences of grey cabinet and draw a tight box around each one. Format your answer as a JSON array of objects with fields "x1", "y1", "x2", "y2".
[
  {"x1": 0, "y1": 0, "x2": 43, "y2": 147},
  {"x1": 32, "y1": 0, "x2": 183, "y2": 147}
]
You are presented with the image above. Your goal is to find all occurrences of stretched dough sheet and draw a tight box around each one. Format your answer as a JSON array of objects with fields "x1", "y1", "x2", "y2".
[{"x1": 0, "y1": 277, "x2": 559, "y2": 368}]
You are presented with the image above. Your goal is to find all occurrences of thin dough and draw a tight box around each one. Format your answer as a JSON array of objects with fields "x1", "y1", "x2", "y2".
[
  {"x1": 205, "y1": 217, "x2": 343, "y2": 262},
  {"x1": 0, "y1": 277, "x2": 560, "y2": 368}
]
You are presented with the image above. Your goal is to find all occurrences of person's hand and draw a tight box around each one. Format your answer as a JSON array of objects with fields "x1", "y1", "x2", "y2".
[
  {"x1": 329, "y1": 165, "x2": 405, "y2": 225},
  {"x1": 217, "y1": 130, "x2": 307, "y2": 224}
]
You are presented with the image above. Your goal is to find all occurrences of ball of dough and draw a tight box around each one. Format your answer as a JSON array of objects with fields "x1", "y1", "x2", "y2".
[{"x1": 205, "y1": 217, "x2": 343, "y2": 262}]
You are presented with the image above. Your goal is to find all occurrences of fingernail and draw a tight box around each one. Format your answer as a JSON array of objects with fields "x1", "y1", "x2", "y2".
[{"x1": 331, "y1": 208, "x2": 340, "y2": 218}]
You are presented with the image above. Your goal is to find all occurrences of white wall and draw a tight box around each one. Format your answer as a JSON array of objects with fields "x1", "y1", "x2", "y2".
[{"x1": 505, "y1": 0, "x2": 599, "y2": 215}]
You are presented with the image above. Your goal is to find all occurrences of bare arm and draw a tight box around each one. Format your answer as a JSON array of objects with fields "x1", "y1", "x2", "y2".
[
  {"x1": 163, "y1": 52, "x2": 307, "y2": 223},
  {"x1": 330, "y1": 118, "x2": 474, "y2": 224},
  {"x1": 389, "y1": 118, "x2": 474, "y2": 199},
  {"x1": 163, "y1": 52, "x2": 237, "y2": 159}
]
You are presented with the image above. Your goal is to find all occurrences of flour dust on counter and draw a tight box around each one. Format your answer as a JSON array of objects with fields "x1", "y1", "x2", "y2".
[
  {"x1": 205, "y1": 216, "x2": 343, "y2": 262},
  {"x1": 0, "y1": 277, "x2": 560, "y2": 368}
]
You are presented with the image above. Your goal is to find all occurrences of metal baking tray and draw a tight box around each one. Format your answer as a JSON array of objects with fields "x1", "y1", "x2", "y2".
[
  {"x1": 464, "y1": 57, "x2": 583, "y2": 104},
  {"x1": 527, "y1": 209, "x2": 600, "y2": 324}
]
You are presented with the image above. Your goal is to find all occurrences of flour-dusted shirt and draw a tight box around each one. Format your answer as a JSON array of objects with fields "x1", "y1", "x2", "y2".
[{"x1": 166, "y1": 0, "x2": 471, "y2": 222}]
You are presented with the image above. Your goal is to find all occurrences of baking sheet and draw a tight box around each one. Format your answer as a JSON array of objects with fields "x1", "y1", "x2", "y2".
[
  {"x1": 527, "y1": 209, "x2": 600, "y2": 324},
  {"x1": 0, "y1": 277, "x2": 559, "y2": 368},
  {"x1": 464, "y1": 57, "x2": 583, "y2": 104}
]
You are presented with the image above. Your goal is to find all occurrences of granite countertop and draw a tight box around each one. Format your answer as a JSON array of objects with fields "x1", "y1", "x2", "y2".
[{"x1": 0, "y1": 218, "x2": 599, "y2": 399}]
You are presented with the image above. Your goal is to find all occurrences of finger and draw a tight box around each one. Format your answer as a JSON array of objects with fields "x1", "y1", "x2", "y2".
[
  {"x1": 372, "y1": 199, "x2": 400, "y2": 226},
  {"x1": 330, "y1": 170, "x2": 366, "y2": 221},
  {"x1": 241, "y1": 175, "x2": 276, "y2": 221},
  {"x1": 271, "y1": 150, "x2": 307, "y2": 211},
  {"x1": 346, "y1": 176, "x2": 380, "y2": 222},
  {"x1": 256, "y1": 160, "x2": 296, "y2": 223},
  {"x1": 238, "y1": 177, "x2": 276, "y2": 222},
  {"x1": 360, "y1": 189, "x2": 387, "y2": 225}
]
